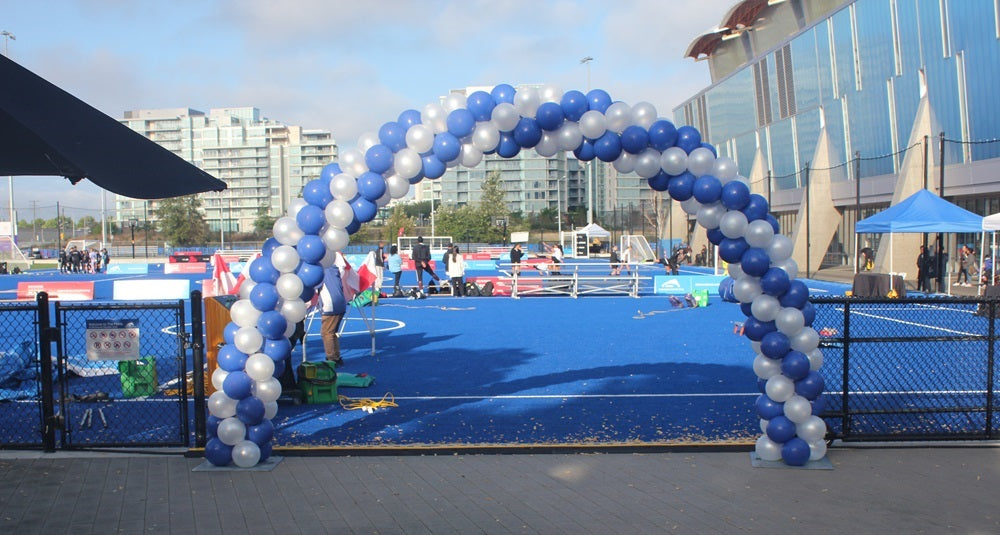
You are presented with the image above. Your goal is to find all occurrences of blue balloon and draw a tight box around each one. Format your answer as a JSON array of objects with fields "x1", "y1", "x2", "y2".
[
  {"x1": 760, "y1": 267, "x2": 791, "y2": 296},
  {"x1": 421, "y1": 153, "x2": 447, "y2": 179},
  {"x1": 781, "y1": 351, "x2": 811, "y2": 381},
  {"x1": 812, "y1": 394, "x2": 826, "y2": 415},
  {"x1": 779, "y1": 280, "x2": 810, "y2": 308},
  {"x1": 620, "y1": 125, "x2": 650, "y2": 154},
  {"x1": 757, "y1": 377, "x2": 768, "y2": 394},
  {"x1": 217, "y1": 344, "x2": 249, "y2": 372},
  {"x1": 491, "y1": 83, "x2": 516, "y2": 104},
  {"x1": 236, "y1": 396, "x2": 265, "y2": 426},
  {"x1": 466, "y1": 90, "x2": 496, "y2": 121},
  {"x1": 432, "y1": 132, "x2": 462, "y2": 162},
  {"x1": 248, "y1": 419, "x2": 275, "y2": 445},
  {"x1": 560, "y1": 90, "x2": 589, "y2": 121},
  {"x1": 248, "y1": 256, "x2": 279, "y2": 285},
  {"x1": 207, "y1": 414, "x2": 222, "y2": 439},
  {"x1": 720, "y1": 181, "x2": 751, "y2": 210},
  {"x1": 295, "y1": 204, "x2": 325, "y2": 235},
  {"x1": 222, "y1": 370, "x2": 254, "y2": 400},
  {"x1": 647, "y1": 171, "x2": 670, "y2": 192},
  {"x1": 781, "y1": 438, "x2": 811, "y2": 466},
  {"x1": 263, "y1": 337, "x2": 292, "y2": 362},
  {"x1": 205, "y1": 438, "x2": 233, "y2": 467},
  {"x1": 397, "y1": 109, "x2": 421, "y2": 129},
  {"x1": 801, "y1": 302, "x2": 816, "y2": 326},
  {"x1": 223, "y1": 322, "x2": 240, "y2": 346},
  {"x1": 719, "y1": 237, "x2": 749, "y2": 263},
  {"x1": 795, "y1": 371, "x2": 825, "y2": 400},
  {"x1": 534, "y1": 102, "x2": 565, "y2": 131},
  {"x1": 250, "y1": 282, "x2": 280, "y2": 312},
  {"x1": 692, "y1": 175, "x2": 723, "y2": 204},
  {"x1": 351, "y1": 197, "x2": 378, "y2": 223},
  {"x1": 446, "y1": 108, "x2": 475, "y2": 138},
  {"x1": 512, "y1": 118, "x2": 543, "y2": 148},
  {"x1": 706, "y1": 227, "x2": 725, "y2": 245},
  {"x1": 667, "y1": 171, "x2": 695, "y2": 201},
  {"x1": 743, "y1": 318, "x2": 776, "y2": 341},
  {"x1": 766, "y1": 415, "x2": 796, "y2": 443},
  {"x1": 300, "y1": 285, "x2": 315, "y2": 302},
  {"x1": 676, "y1": 125, "x2": 702, "y2": 153},
  {"x1": 648, "y1": 119, "x2": 678, "y2": 151},
  {"x1": 257, "y1": 310, "x2": 288, "y2": 340},
  {"x1": 296, "y1": 262, "x2": 324, "y2": 289},
  {"x1": 302, "y1": 179, "x2": 332, "y2": 208},
  {"x1": 378, "y1": 121, "x2": 406, "y2": 152},
  {"x1": 585, "y1": 89, "x2": 612, "y2": 113},
  {"x1": 573, "y1": 139, "x2": 596, "y2": 161},
  {"x1": 319, "y1": 162, "x2": 341, "y2": 183},
  {"x1": 364, "y1": 144, "x2": 393, "y2": 175},
  {"x1": 740, "y1": 302, "x2": 754, "y2": 317},
  {"x1": 295, "y1": 234, "x2": 325, "y2": 265},
  {"x1": 407, "y1": 169, "x2": 425, "y2": 184},
  {"x1": 742, "y1": 194, "x2": 770, "y2": 221},
  {"x1": 271, "y1": 360, "x2": 285, "y2": 379},
  {"x1": 345, "y1": 219, "x2": 362, "y2": 234},
  {"x1": 262, "y1": 237, "x2": 281, "y2": 258},
  {"x1": 700, "y1": 142, "x2": 718, "y2": 157},
  {"x1": 741, "y1": 247, "x2": 771, "y2": 277},
  {"x1": 766, "y1": 214, "x2": 781, "y2": 233},
  {"x1": 258, "y1": 441, "x2": 273, "y2": 463},
  {"x1": 357, "y1": 171, "x2": 387, "y2": 202},
  {"x1": 594, "y1": 131, "x2": 622, "y2": 162},
  {"x1": 755, "y1": 395, "x2": 785, "y2": 420},
  {"x1": 760, "y1": 331, "x2": 791, "y2": 359},
  {"x1": 496, "y1": 132, "x2": 521, "y2": 158}
]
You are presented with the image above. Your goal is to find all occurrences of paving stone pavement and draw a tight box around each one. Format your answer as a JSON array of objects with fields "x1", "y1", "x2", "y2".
[{"x1": 1, "y1": 445, "x2": 998, "y2": 534}]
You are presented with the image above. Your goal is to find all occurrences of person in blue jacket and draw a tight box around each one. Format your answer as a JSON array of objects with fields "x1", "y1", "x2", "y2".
[
  {"x1": 387, "y1": 245, "x2": 404, "y2": 296},
  {"x1": 319, "y1": 258, "x2": 347, "y2": 366}
]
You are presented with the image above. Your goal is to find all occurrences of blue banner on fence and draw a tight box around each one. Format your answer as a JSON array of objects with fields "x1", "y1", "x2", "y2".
[
  {"x1": 653, "y1": 275, "x2": 726, "y2": 295},
  {"x1": 465, "y1": 260, "x2": 498, "y2": 271},
  {"x1": 107, "y1": 264, "x2": 149, "y2": 275}
]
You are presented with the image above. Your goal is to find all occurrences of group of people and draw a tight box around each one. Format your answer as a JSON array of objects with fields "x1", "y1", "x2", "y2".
[
  {"x1": 58, "y1": 246, "x2": 110, "y2": 274},
  {"x1": 915, "y1": 243, "x2": 986, "y2": 292}
]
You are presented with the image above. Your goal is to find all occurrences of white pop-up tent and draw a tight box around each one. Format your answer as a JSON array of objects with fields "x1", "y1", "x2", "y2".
[{"x1": 980, "y1": 213, "x2": 1000, "y2": 285}]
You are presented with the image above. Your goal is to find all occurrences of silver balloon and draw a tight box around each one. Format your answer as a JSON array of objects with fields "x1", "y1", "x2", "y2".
[
  {"x1": 405, "y1": 124, "x2": 434, "y2": 153},
  {"x1": 217, "y1": 417, "x2": 247, "y2": 446},
  {"x1": 320, "y1": 247, "x2": 338, "y2": 268},
  {"x1": 660, "y1": 147, "x2": 688, "y2": 175},
  {"x1": 808, "y1": 439, "x2": 828, "y2": 461},
  {"x1": 276, "y1": 273, "x2": 304, "y2": 301},
  {"x1": 751, "y1": 340, "x2": 762, "y2": 354},
  {"x1": 633, "y1": 148, "x2": 662, "y2": 179},
  {"x1": 238, "y1": 279, "x2": 256, "y2": 300},
  {"x1": 534, "y1": 133, "x2": 559, "y2": 157},
  {"x1": 211, "y1": 368, "x2": 229, "y2": 392},
  {"x1": 339, "y1": 147, "x2": 367, "y2": 177},
  {"x1": 208, "y1": 391, "x2": 237, "y2": 418},
  {"x1": 442, "y1": 92, "x2": 466, "y2": 113},
  {"x1": 556, "y1": 122, "x2": 583, "y2": 151},
  {"x1": 612, "y1": 152, "x2": 636, "y2": 174},
  {"x1": 393, "y1": 147, "x2": 422, "y2": 180},
  {"x1": 808, "y1": 348, "x2": 824, "y2": 371},
  {"x1": 578, "y1": 110, "x2": 607, "y2": 139},
  {"x1": 513, "y1": 86, "x2": 541, "y2": 118},
  {"x1": 750, "y1": 294, "x2": 780, "y2": 322},
  {"x1": 745, "y1": 220, "x2": 775, "y2": 248},
  {"x1": 234, "y1": 326, "x2": 264, "y2": 354},
  {"x1": 760, "y1": 418, "x2": 769, "y2": 434},
  {"x1": 231, "y1": 440, "x2": 261, "y2": 468},
  {"x1": 767, "y1": 234, "x2": 794, "y2": 262},
  {"x1": 321, "y1": 226, "x2": 349, "y2": 252},
  {"x1": 271, "y1": 245, "x2": 300, "y2": 273},
  {"x1": 733, "y1": 277, "x2": 762, "y2": 303},
  {"x1": 727, "y1": 262, "x2": 745, "y2": 279},
  {"x1": 539, "y1": 83, "x2": 563, "y2": 103},
  {"x1": 280, "y1": 298, "x2": 308, "y2": 324},
  {"x1": 753, "y1": 353, "x2": 781, "y2": 379},
  {"x1": 283, "y1": 318, "x2": 296, "y2": 337},
  {"x1": 631, "y1": 102, "x2": 658, "y2": 128},
  {"x1": 796, "y1": 416, "x2": 827, "y2": 443},
  {"x1": 421, "y1": 102, "x2": 448, "y2": 133},
  {"x1": 329, "y1": 173, "x2": 358, "y2": 201},
  {"x1": 686, "y1": 147, "x2": 716, "y2": 177},
  {"x1": 755, "y1": 435, "x2": 783, "y2": 462},
  {"x1": 783, "y1": 395, "x2": 813, "y2": 424},
  {"x1": 680, "y1": 197, "x2": 702, "y2": 215},
  {"x1": 287, "y1": 198, "x2": 308, "y2": 220},
  {"x1": 357, "y1": 131, "x2": 378, "y2": 153},
  {"x1": 386, "y1": 174, "x2": 411, "y2": 199},
  {"x1": 774, "y1": 258, "x2": 799, "y2": 280},
  {"x1": 253, "y1": 377, "x2": 282, "y2": 403},
  {"x1": 472, "y1": 122, "x2": 501, "y2": 152},
  {"x1": 696, "y1": 203, "x2": 725, "y2": 230},
  {"x1": 324, "y1": 199, "x2": 354, "y2": 229},
  {"x1": 712, "y1": 156, "x2": 739, "y2": 181},
  {"x1": 775, "y1": 307, "x2": 805, "y2": 336},
  {"x1": 264, "y1": 400, "x2": 278, "y2": 420},
  {"x1": 272, "y1": 216, "x2": 304, "y2": 246},
  {"x1": 765, "y1": 374, "x2": 795, "y2": 402},
  {"x1": 245, "y1": 352, "x2": 276, "y2": 382},
  {"x1": 604, "y1": 102, "x2": 633, "y2": 133},
  {"x1": 230, "y1": 299, "x2": 262, "y2": 328},
  {"x1": 719, "y1": 210, "x2": 749, "y2": 239},
  {"x1": 790, "y1": 327, "x2": 820, "y2": 352},
  {"x1": 491, "y1": 102, "x2": 519, "y2": 132}
]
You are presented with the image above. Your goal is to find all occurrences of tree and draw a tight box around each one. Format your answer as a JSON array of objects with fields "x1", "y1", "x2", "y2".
[
  {"x1": 253, "y1": 204, "x2": 277, "y2": 238},
  {"x1": 383, "y1": 205, "x2": 413, "y2": 242},
  {"x1": 155, "y1": 195, "x2": 210, "y2": 246}
]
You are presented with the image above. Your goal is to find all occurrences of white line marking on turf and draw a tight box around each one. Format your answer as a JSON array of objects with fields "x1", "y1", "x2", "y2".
[
  {"x1": 838, "y1": 308, "x2": 979, "y2": 337},
  {"x1": 391, "y1": 393, "x2": 759, "y2": 401}
]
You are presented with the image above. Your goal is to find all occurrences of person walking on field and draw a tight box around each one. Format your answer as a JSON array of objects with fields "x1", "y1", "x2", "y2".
[
  {"x1": 387, "y1": 245, "x2": 403, "y2": 296},
  {"x1": 445, "y1": 245, "x2": 466, "y2": 296},
  {"x1": 411, "y1": 236, "x2": 440, "y2": 291}
]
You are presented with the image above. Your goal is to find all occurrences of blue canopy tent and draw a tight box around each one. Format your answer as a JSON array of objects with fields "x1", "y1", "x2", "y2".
[{"x1": 856, "y1": 189, "x2": 983, "y2": 279}]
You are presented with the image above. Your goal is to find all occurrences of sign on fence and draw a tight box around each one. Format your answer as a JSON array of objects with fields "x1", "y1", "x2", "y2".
[{"x1": 86, "y1": 319, "x2": 140, "y2": 361}]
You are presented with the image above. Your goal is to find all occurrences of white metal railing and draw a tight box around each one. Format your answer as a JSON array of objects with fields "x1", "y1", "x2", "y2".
[{"x1": 500, "y1": 262, "x2": 645, "y2": 298}]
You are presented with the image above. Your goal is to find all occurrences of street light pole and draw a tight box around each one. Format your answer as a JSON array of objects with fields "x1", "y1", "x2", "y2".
[
  {"x1": 580, "y1": 56, "x2": 595, "y2": 226},
  {"x1": 128, "y1": 218, "x2": 138, "y2": 259}
]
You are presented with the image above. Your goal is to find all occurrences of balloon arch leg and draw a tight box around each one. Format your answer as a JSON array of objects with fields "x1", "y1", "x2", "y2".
[{"x1": 204, "y1": 84, "x2": 827, "y2": 468}]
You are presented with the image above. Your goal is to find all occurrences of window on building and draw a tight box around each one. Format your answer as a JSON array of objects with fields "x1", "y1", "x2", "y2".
[
  {"x1": 775, "y1": 45, "x2": 797, "y2": 119},
  {"x1": 753, "y1": 59, "x2": 773, "y2": 127}
]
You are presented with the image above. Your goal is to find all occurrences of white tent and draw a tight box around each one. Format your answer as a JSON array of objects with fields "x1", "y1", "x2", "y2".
[
  {"x1": 577, "y1": 223, "x2": 610, "y2": 238},
  {"x1": 980, "y1": 213, "x2": 1000, "y2": 286}
]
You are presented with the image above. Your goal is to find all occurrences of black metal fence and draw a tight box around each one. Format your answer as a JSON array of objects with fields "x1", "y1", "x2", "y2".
[
  {"x1": 813, "y1": 296, "x2": 999, "y2": 441},
  {"x1": 0, "y1": 302, "x2": 42, "y2": 447}
]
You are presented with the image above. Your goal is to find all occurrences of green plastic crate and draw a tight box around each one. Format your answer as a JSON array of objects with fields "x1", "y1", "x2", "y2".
[
  {"x1": 299, "y1": 361, "x2": 337, "y2": 382},
  {"x1": 694, "y1": 289, "x2": 709, "y2": 307},
  {"x1": 118, "y1": 357, "x2": 157, "y2": 398},
  {"x1": 300, "y1": 381, "x2": 338, "y2": 404}
]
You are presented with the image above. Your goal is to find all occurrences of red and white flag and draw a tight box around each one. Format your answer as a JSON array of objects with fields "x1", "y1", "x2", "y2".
[
  {"x1": 335, "y1": 252, "x2": 378, "y2": 301},
  {"x1": 230, "y1": 252, "x2": 261, "y2": 296},
  {"x1": 211, "y1": 253, "x2": 237, "y2": 297}
]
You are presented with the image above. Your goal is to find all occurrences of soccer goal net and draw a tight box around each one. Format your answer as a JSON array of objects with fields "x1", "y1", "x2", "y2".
[
  {"x1": 0, "y1": 236, "x2": 31, "y2": 273},
  {"x1": 619, "y1": 234, "x2": 656, "y2": 264}
]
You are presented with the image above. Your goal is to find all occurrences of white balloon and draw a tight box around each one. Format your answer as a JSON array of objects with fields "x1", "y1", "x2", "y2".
[
  {"x1": 245, "y1": 352, "x2": 276, "y2": 382},
  {"x1": 238, "y1": 279, "x2": 256, "y2": 300},
  {"x1": 686, "y1": 147, "x2": 716, "y2": 177},
  {"x1": 796, "y1": 416, "x2": 827, "y2": 443},
  {"x1": 254, "y1": 378, "x2": 282, "y2": 403},
  {"x1": 579, "y1": 110, "x2": 607, "y2": 139},
  {"x1": 471, "y1": 122, "x2": 501, "y2": 152},
  {"x1": 539, "y1": 83, "x2": 563, "y2": 103},
  {"x1": 276, "y1": 273, "x2": 304, "y2": 300},
  {"x1": 612, "y1": 152, "x2": 636, "y2": 174},
  {"x1": 790, "y1": 327, "x2": 820, "y2": 352},
  {"x1": 808, "y1": 348, "x2": 824, "y2": 371},
  {"x1": 217, "y1": 417, "x2": 247, "y2": 446},
  {"x1": 753, "y1": 353, "x2": 781, "y2": 379},
  {"x1": 774, "y1": 258, "x2": 799, "y2": 280},
  {"x1": 324, "y1": 199, "x2": 354, "y2": 229},
  {"x1": 386, "y1": 174, "x2": 411, "y2": 199},
  {"x1": 208, "y1": 391, "x2": 237, "y2": 418},
  {"x1": 376, "y1": 189, "x2": 392, "y2": 208},
  {"x1": 320, "y1": 247, "x2": 338, "y2": 268},
  {"x1": 745, "y1": 220, "x2": 775, "y2": 248},
  {"x1": 755, "y1": 435, "x2": 783, "y2": 462},
  {"x1": 634, "y1": 148, "x2": 662, "y2": 179},
  {"x1": 767, "y1": 234, "x2": 794, "y2": 262},
  {"x1": 329, "y1": 173, "x2": 359, "y2": 201},
  {"x1": 357, "y1": 131, "x2": 378, "y2": 153},
  {"x1": 340, "y1": 147, "x2": 367, "y2": 177},
  {"x1": 513, "y1": 86, "x2": 541, "y2": 118},
  {"x1": 234, "y1": 326, "x2": 264, "y2": 354},
  {"x1": 765, "y1": 374, "x2": 795, "y2": 403},
  {"x1": 604, "y1": 102, "x2": 633, "y2": 133},
  {"x1": 808, "y1": 439, "x2": 828, "y2": 461},
  {"x1": 272, "y1": 217, "x2": 304, "y2": 246},
  {"x1": 287, "y1": 198, "x2": 308, "y2": 220},
  {"x1": 321, "y1": 226, "x2": 349, "y2": 252},
  {"x1": 271, "y1": 245, "x2": 300, "y2": 273},
  {"x1": 760, "y1": 418, "x2": 769, "y2": 434},
  {"x1": 421, "y1": 102, "x2": 448, "y2": 133},
  {"x1": 211, "y1": 368, "x2": 229, "y2": 391},
  {"x1": 712, "y1": 156, "x2": 739, "y2": 181},
  {"x1": 733, "y1": 277, "x2": 762, "y2": 303},
  {"x1": 696, "y1": 203, "x2": 725, "y2": 230},
  {"x1": 750, "y1": 294, "x2": 780, "y2": 322},
  {"x1": 460, "y1": 143, "x2": 485, "y2": 166},
  {"x1": 555, "y1": 122, "x2": 584, "y2": 151},
  {"x1": 775, "y1": 307, "x2": 805, "y2": 336},
  {"x1": 631, "y1": 102, "x2": 658, "y2": 128},
  {"x1": 491, "y1": 102, "x2": 519, "y2": 132},
  {"x1": 232, "y1": 440, "x2": 261, "y2": 468},
  {"x1": 719, "y1": 210, "x2": 749, "y2": 239},
  {"x1": 680, "y1": 197, "x2": 702, "y2": 215},
  {"x1": 660, "y1": 147, "x2": 688, "y2": 176},
  {"x1": 534, "y1": 133, "x2": 558, "y2": 157},
  {"x1": 783, "y1": 395, "x2": 813, "y2": 424},
  {"x1": 230, "y1": 299, "x2": 262, "y2": 329},
  {"x1": 283, "y1": 318, "x2": 297, "y2": 337},
  {"x1": 728, "y1": 262, "x2": 745, "y2": 279},
  {"x1": 280, "y1": 298, "x2": 308, "y2": 324},
  {"x1": 442, "y1": 92, "x2": 466, "y2": 113},
  {"x1": 393, "y1": 147, "x2": 422, "y2": 180},
  {"x1": 264, "y1": 400, "x2": 278, "y2": 420},
  {"x1": 405, "y1": 124, "x2": 434, "y2": 153}
]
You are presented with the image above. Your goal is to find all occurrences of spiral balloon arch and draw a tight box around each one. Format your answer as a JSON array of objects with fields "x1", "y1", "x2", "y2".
[{"x1": 203, "y1": 83, "x2": 827, "y2": 468}]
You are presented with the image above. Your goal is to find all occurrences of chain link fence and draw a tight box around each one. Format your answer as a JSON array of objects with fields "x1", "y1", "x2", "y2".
[{"x1": 0, "y1": 302, "x2": 41, "y2": 447}]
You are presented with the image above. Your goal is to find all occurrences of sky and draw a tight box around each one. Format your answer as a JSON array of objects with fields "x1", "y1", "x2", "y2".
[{"x1": 3, "y1": 0, "x2": 733, "y2": 223}]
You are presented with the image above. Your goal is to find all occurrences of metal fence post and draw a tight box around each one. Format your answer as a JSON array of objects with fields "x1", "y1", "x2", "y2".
[
  {"x1": 841, "y1": 299, "x2": 851, "y2": 440},
  {"x1": 987, "y1": 299, "x2": 996, "y2": 439},
  {"x1": 190, "y1": 290, "x2": 207, "y2": 448},
  {"x1": 36, "y1": 291, "x2": 57, "y2": 452}
]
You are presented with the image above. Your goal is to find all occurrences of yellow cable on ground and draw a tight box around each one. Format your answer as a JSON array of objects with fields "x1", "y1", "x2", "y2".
[{"x1": 338, "y1": 393, "x2": 397, "y2": 413}]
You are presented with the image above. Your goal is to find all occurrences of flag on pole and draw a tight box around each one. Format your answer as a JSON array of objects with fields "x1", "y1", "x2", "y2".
[
  {"x1": 357, "y1": 251, "x2": 378, "y2": 293},
  {"x1": 335, "y1": 252, "x2": 361, "y2": 301},
  {"x1": 230, "y1": 252, "x2": 261, "y2": 296},
  {"x1": 211, "y1": 253, "x2": 237, "y2": 297}
]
